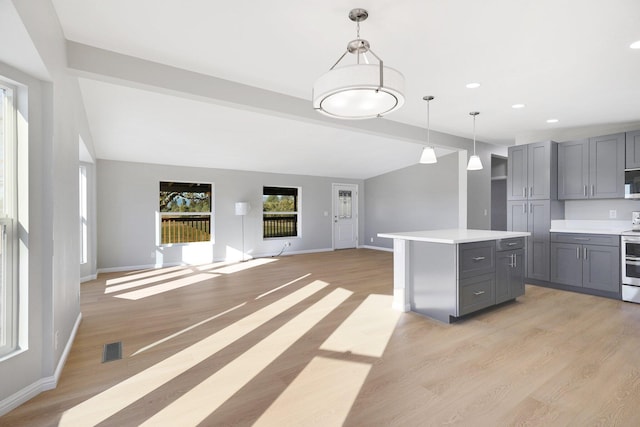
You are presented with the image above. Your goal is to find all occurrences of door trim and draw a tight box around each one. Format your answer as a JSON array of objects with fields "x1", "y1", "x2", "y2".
[{"x1": 332, "y1": 183, "x2": 359, "y2": 250}]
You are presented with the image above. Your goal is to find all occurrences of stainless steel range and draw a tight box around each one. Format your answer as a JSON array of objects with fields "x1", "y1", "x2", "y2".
[{"x1": 621, "y1": 211, "x2": 640, "y2": 303}]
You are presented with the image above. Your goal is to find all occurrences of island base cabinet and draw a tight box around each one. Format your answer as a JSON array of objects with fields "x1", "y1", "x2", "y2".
[
  {"x1": 496, "y1": 249, "x2": 525, "y2": 304},
  {"x1": 459, "y1": 274, "x2": 495, "y2": 316}
]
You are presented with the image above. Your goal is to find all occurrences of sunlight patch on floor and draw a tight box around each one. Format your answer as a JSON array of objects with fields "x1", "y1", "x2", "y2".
[
  {"x1": 253, "y1": 356, "x2": 372, "y2": 427},
  {"x1": 58, "y1": 280, "x2": 330, "y2": 427},
  {"x1": 104, "y1": 269, "x2": 193, "y2": 294},
  {"x1": 105, "y1": 265, "x2": 185, "y2": 286},
  {"x1": 113, "y1": 273, "x2": 220, "y2": 300},
  {"x1": 320, "y1": 294, "x2": 400, "y2": 358},
  {"x1": 256, "y1": 273, "x2": 312, "y2": 300},
  {"x1": 210, "y1": 258, "x2": 277, "y2": 274},
  {"x1": 140, "y1": 287, "x2": 353, "y2": 426},
  {"x1": 130, "y1": 302, "x2": 247, "y2": 357}
]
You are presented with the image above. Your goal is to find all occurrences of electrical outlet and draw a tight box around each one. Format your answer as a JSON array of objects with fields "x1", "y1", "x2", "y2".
[
  {"x1": 370, "y1": 237, "x2": 374, "y2": 243},
  {"x1": 285, "y1": 241, "x2": 291, "y2": 247},
  {"x1": 609, "y1": 210, "x2": 617, "y2": 219}
]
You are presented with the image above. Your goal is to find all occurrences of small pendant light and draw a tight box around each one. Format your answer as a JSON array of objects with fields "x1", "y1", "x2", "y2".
[
  {"x1": 466, "y1": 111, "x2": 483, "y2": 170},
  {"x1": 419, "y1": 96, "x2": 437, "y2": 164}
]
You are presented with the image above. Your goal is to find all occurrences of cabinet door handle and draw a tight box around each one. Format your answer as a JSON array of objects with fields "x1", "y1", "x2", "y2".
[
  {"x1": 530, "y1": 187, "x2": 533, "y2": 197},
  {"x1": 574, "y1": 237, "x2": 590, "y2": 241},
  {"x1": 523, "y1": 203, "x2": 527, "y2": 214},
  {"x1": 523, "y1": 187, "x2": 526, "y2": 198},
  {"x1": 472, "y1": 256, "x2": 486, "y2": 261},
  {"x1": 584, "y1": 185, "x2": 587, "y2": 197},
  {"x1": 473, "y1": 290, "x2": 486, "y2": 296},
  {"x1": 507, "y1": 242, "x2": 517, "y2": 246},
  {"x1": 584, "y1": 247, "x2": 587, "y2": 259},
  {"x1": 514, "y1": 253, "x2": 517, "y2": 268},
  {"x1": 577, "y1": 247, "x2": 580, "y2": 259}
]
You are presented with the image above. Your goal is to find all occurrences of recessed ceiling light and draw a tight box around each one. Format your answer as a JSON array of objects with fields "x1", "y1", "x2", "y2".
[
  {"x1": 630, "y1": 40, "x2": 640, "y2": 49},
  {"x1": 511, "y1": 104, "x2": 525, "y2": 109},
  {"x1": 546, "y1": 119, "x2": 559, "y2": 124},
  {"x1": 466, "y1": 82, "x2": 481, "y2": 89}
]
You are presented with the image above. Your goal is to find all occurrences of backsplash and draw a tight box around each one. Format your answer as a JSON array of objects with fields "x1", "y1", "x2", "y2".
[{"x1": 564, "y1": 199, "x2": 640, "y2": 221}]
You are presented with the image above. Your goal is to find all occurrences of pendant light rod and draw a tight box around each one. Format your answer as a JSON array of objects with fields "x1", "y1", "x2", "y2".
[
  {"x1": 419, "y1": 96, "x2": 437, "y2": 164},
  {"x1": 424, "y1": 96, "x2": 434, "y2": 145},
  {"x1": 470, "y1": 111, "x2": 480, "y2": 154},
  {"x1": 466, "y1": 111, "x2": 483, "y2": 170}
]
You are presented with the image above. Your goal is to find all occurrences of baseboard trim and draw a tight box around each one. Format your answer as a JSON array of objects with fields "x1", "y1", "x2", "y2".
[
  {"x1": 360, "y1": 245, "x2": 393, "y2": 252},
  {"x1": 80, "y1": 273, "x2": 97, "y2": 283},
  {"x1": 97, "y1": 248, "x2": 343, "y2": 274},
  {"x1": 0, "y1": 312, "x2": 82, "y2": 416}
]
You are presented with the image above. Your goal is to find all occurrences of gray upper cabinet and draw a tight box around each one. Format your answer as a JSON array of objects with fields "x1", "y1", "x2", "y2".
[
  {"x1": 507, "y1": 141, "x2": 557, "y2": 201},
  {"x1": 590, "y1": 134, "x2": 625, "y2": 198},
  {"x1": 557, "y1": 139, "x2": 589, "y2": 199},
  {"x1": 558, "y1": 133, "x2": 625, "y2": 200},
  {"x1": 626, "y1": 130, "x2": 640, "y2": 169}
]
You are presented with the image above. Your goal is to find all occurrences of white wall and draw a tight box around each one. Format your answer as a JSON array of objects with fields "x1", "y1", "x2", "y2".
[
  {"x1": 364, "y1": 152, "x2": 461, "y2": 249},
  {"x1": 97, "y1": 160, "x2": 364, "y2": 270},
  {"x1": 0, "y1": 0, "x2": 92, "y2": 414}
]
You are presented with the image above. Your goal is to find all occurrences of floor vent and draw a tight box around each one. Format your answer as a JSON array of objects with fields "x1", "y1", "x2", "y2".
[{"x1": 102, "y1": 341, "x2": 122, "y2": 363}]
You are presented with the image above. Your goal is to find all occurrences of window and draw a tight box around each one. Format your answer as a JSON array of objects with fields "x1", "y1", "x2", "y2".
[
  {"x1": 0, "y1": 82, "x2": 17, "y2": 356},
  {"x1": 263, "y1": 186, "x2": 299, "y2": 238},
  {"x1": 79, "y1": 165, "x2": 88, "y2": 264},
  {"x1": 159, "y1": 181, "x2": 213, "y2": 244}
]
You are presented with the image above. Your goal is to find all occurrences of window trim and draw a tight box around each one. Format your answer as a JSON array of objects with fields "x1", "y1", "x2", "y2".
[
  {"x1": 157, "y1": 180, "x2": 214, "y2": 246},
  {"x1": 0, "y1": 81, "x2": 18, "y2": 357},
  {"x1": 262, "y1": 185, "x2": 301, "y2": 240}
]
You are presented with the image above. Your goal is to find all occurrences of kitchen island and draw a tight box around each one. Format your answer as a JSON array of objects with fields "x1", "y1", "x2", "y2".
[{"x1": 378, "y1": 229, "x2": 531, "y2": 323}]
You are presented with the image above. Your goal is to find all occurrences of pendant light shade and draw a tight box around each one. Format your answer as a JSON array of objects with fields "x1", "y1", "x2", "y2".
[
  {"x1": 420, "y1": 146, "x2": 438, "y2": 164},
  {"x1": 466, "y1": 111, "x2": 483, "y2": 171},
  {"x1": 419, "y1": 95, "x2": 437, "y2": 164},
  {"x1": 312, "y1": 9, "x2": 405, "y2": 119}
]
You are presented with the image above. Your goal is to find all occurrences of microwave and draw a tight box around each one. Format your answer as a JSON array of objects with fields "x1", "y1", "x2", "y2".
[{"x1": 625, "y1": 169, "x2": 640, "y2": 199}]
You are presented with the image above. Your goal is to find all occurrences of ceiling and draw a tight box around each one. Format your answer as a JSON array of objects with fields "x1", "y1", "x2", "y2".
[{"x1": 34, "y1": 1, "x2": 640, "y2": 177}]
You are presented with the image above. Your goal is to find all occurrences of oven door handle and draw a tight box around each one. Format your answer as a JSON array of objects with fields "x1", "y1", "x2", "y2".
[
  {"x1": 626, "y1": 256, "x2": 640, "y2": 261},
  {"x1": 626, "y1": 261, "x2": 640, "y2": 266}
]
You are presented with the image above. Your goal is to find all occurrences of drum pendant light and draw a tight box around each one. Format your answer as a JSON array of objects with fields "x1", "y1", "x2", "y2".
[
  {"x1": 419, "y1": 96, "x2": 437, "y2": 164},
  {"x1": 466, "y1": 111, "x2": 483, "y2": 170},
  {"x1": 312, "y1": 8, "x2": 405, "y2": 120}
]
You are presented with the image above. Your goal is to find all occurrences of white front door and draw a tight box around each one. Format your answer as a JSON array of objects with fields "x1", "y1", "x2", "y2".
[{"x1": 333, "y1": 184, "x2": 358, "y2": 249}]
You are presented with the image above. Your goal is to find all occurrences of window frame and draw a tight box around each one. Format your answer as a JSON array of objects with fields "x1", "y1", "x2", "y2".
[
  {"x1": 0, "y1": 81, "x2": 17, "y2": 357},
  {"x1": 158, "y1": 181, "x2": 214, "y2": 246},
  {"x1": 262, "y1": 186, "x2": 301, "y2": 240},
  {"x1": 79, "y1": 165, "x2": 88, "y2": 264}
]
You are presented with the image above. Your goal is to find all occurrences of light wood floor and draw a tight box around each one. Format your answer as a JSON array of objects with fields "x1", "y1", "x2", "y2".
[{"x1": 3, "y1": 249, "x2": 640, "y2": 426}]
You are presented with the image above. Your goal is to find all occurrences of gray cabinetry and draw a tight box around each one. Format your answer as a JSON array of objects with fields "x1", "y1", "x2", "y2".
[
  {"x1": 625, "y1": 130, "x2": 640, "y2": 169},
  {"x1": 550, "y1": 233, "x2": 620, "y2": 294},
  {"x1": 507, "y1": 141, "x2": 562, "y2": 282},
  {"x1": 495, "y1": 238, "x2": 525, "y2": 304},
  {"x1": 459, "y1": 240, "x2": 495, "y2": 279},
  {"x1": 558, "y1": 133, "x2": 625, "y2": 200},
  {"x1": 507, "y1": 199, "x2": 560, "y2": 281},
  {"x1": 507, "y1": 141, "x2": 557, "y2": 201}
]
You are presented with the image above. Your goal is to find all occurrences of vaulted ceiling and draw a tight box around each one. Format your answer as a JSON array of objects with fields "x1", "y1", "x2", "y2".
[{"x1": 8, "y1": 1, "x2": 640, "y2": 178}]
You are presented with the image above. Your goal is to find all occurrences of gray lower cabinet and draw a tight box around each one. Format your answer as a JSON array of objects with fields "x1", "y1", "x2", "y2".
[
  {"x1": 457, "y1": 238, "x2": 525, "y2": 317},
  {"x1": 550, "y1": 233, "x2": 620, "y2": 293},
  {"x1": 558, "y1": 133, "x2": 625, "y2": 200},
  {"x1": 496, "y1": 248, "x2": 525, "y2": 304},
  {"x1": 507, "y1": 199, "x2": 553, "y2": 281}
]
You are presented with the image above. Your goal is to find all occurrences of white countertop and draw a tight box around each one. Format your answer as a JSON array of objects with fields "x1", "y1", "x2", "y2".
[
  {"x1": 549, "y1": 220, "x2": 631, "y2": 235},
  {"x1": 377, "y1": 229, "x2": 531, "y2": 244}
]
